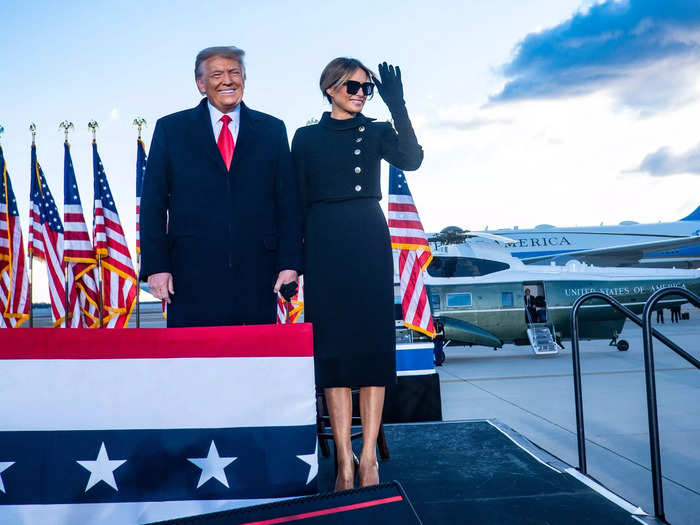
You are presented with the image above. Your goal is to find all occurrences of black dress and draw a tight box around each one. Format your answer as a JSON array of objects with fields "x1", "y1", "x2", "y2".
[{"x1": 291, "y1": 106, "x2": 423, "y2": 388}]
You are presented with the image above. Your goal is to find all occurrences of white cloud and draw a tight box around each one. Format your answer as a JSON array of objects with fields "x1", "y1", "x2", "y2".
[{"x1": 410, "y1": 91, "x2": 700, "y2": 231}]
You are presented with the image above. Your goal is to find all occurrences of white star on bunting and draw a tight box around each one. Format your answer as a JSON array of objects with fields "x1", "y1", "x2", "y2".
[
  {"x1": 296, "y1": 440, "x2": 319, "y2": 484},
  {"x1": 0, "y1": 462, "x2": 15, "y2": 493},
  {"x1": 188, "y1": 440, "x2": 237, "y2": 489},
  {"x1": 76, "y1": 442, "x2": 127, "y2": 492}
]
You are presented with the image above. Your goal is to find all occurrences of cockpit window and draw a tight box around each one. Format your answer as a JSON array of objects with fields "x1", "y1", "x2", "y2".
[{"x1": 427, "y1": 256, "x2": 510, "y2": 277}]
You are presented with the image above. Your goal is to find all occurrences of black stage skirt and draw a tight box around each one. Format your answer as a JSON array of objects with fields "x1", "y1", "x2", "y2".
[{"x1": 304, "y1": 198, "x2": 396, "y2": 388}]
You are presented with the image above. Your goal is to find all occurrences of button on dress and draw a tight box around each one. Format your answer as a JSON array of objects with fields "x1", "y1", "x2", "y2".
[{"x1": 292, "y1": 109, "x2": 423, "y2": 388}]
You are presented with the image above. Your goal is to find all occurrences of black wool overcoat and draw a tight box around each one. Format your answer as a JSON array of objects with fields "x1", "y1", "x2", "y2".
[{"x1": 139, "y1": 99, "x2": 303, "y2": 327}]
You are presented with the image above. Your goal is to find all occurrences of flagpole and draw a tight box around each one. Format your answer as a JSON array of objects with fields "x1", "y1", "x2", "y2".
[
  {"x1": 60, "y1": 121, "x2": 74, "y2": 328},
  {"x1": 63, "y1": 267, "x2": 69, "y2": 327},
  {"x1": 28, "y1": 255, "x2": 33, "y2": 327},
  {"x1": 28, "y1": 123, "x2": 36, "y2": 328},
  {"x1": 88, "y1": 120, "x2": 104, "y2": 328},
  {"x1": 98, "y1": 253, "x2": 104, "y2": 327},
  {"x1": 133, "y1": 118, "x2": 146, "y2": 328}
]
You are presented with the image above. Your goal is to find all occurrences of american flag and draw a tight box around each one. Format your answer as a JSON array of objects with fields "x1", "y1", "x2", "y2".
[
  {"x1": 0, "y1": 146, "x2": 30, "y2": 328},
  {"x1": 28, "y1": 143, "x2": 66, "y2": 327},
  {"x1": 388, "y1": 164, "x2": 435, "y2": 338},
  {"x1": 92, "y1": 141, "x2": 137, "y2": 328},
  {"x1": 289, "y1": 275, "x2": 304, "y2": 323},
  {"x1": 135, "y1": 137, "x2": 146, "y2": 255},
  {"x1": 63, "y1": 142, "x2": 100, "y2": 328},
  {"x1": 276, "y1": 293, "x2": 288, "y2": 324}
]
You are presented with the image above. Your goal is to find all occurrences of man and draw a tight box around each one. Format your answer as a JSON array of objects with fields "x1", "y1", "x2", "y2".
[
  {"x1": 534, "y1": 294, "x2": 547, "y2": 323},
  {"x1": 140, "y1": 46, "x2": 302, "y2": 327},
  {"x1": 524, "y1": 288, "x2": 536, "y2": 324},
  {"x1": 656, "y1": 308, "x2": 664, "y2": 324}
]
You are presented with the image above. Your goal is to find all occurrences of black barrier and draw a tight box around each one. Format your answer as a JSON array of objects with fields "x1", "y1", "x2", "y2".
[
  {"x1": 570, "y1": 289, "x2": 700, "y2": 522},
  {"x1": 147, "y1": 481, "x2": 421, "y2": 525}
]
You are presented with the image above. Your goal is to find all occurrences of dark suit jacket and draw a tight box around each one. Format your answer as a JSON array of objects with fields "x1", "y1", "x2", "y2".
[{"x1": 140, "y1": 99, "x2": 303, "y2": 327}]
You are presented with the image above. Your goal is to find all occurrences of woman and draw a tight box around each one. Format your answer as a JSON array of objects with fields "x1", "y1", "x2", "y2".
[{"x1": 292, "y1": 58, "x2": 423, "y2": 490}]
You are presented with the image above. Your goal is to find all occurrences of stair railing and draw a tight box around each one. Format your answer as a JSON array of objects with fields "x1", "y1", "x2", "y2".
[
  {"x1": 640, "y1": 287, "x2": 700, "y2": 521},
  {"x1": 570, "y1": 289, "x2": 700, "y2": 522}
]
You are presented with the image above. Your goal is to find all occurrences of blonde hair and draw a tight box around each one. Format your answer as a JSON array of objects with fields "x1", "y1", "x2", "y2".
[{"x1": 319, "y1": 57, "x2": 375, "y2": 104}]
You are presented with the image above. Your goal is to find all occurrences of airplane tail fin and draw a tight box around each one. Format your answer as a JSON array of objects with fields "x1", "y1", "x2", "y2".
[{"x1": 680, "y1": 205, "x2": 700, "y2": 221}]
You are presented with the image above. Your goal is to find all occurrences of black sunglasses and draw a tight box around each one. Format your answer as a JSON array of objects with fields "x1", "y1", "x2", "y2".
[{"x1": 343, "y1": 80, "x2": 374, "y2": 97}]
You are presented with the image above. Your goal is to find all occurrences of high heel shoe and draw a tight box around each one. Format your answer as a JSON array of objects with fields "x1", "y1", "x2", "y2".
[
  {"x1": 353, "y1": 453, "x2": 360, "y2": 486},
  {"x1": 334, "y1": 457, "x2": 355, "y2": 491},
  {"x1": 359, "y1": 459, "x2": 379, "y2": 487}
]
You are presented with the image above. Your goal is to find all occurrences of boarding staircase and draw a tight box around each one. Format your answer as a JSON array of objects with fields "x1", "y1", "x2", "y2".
[{"x1": 526, "y1": 324, "x2": 559, "y2": 355}]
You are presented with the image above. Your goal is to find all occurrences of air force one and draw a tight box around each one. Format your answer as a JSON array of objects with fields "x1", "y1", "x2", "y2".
[{"x1": 469, "y1": 205, "x2": 700, "y2": 268}]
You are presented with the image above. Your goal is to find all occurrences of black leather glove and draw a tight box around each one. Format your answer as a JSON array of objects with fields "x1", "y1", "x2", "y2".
[
  {"x1": 279, "y1": 281, "x2": 298, "y2": 302},
  {"x1": 374, "y1": 62, "x2": 405, "y2": 111}
]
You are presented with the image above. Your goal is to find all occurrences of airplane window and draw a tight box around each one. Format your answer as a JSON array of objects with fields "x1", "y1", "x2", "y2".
[
  {"x1": 502, "y1": 292, "x2": 514, "y2": 307},
  {"x1": 427, "y1": 257, "x2": 510, "y2": 277},
  {"x1": 446, "y1": 293, "x2": 472, "y2": 308},
  {"x1": 430, "y1": 294, "x2": 441, "y2": 310}
]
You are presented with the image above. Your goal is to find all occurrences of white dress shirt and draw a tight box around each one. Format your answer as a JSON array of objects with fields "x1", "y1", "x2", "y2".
[{"x1": 208, "y1": 101, "x2": 241, "y2": 143}]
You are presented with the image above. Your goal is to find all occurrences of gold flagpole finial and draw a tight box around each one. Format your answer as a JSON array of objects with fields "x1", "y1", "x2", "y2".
[
  {"x1": 29, "y1": 123, "x2": 37, "y2": 144},
  {"x1": 88, "y1": 120, "x2": 99, "y2": 141},
  {"x1": 59, "y1": 121, "x2": 74, "y2": 143},
  {"x1": 132, "y1": 117, "x2": 147, "y2": 139}
]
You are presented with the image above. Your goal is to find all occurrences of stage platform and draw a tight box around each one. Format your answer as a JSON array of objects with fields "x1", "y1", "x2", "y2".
[{"x1": 318, "y1": 420, "x2": 659, "y2": 524}]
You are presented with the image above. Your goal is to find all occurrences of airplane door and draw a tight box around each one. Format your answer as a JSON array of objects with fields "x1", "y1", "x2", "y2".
[{"x1": 522, "y1": 282, "x2": 547, "y2": 324}]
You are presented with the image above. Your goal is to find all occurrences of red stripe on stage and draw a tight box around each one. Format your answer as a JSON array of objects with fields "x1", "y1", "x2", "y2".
[
  {"x1": 241, "y1": 496, "x2": 404, "y2": 525},
  {"x1": 0, "y1": 323, "x2": 314, "y2": 359},
  {"x1": 388, "y1": 202, "x2": 418, "y2": 212}
]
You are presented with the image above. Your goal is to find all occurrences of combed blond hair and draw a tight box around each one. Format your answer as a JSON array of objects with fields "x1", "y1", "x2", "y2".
[{"x1": 195, "y1": 46, "x2": 246, "y2": 80}]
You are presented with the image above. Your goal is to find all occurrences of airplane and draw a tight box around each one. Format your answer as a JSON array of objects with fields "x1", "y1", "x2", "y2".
[
  {"x1": 396, "y1": 228, "x2": 700, "y2": 357},
  {"x1": 464, "y1": 205, "x2": 700, "y2": 269}
]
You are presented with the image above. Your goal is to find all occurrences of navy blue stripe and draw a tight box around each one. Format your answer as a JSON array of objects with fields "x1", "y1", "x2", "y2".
[
  {"x1": 0, "y1": 426, "x2": 316, "y2": 504},
  {"x1": 513, "y1": 249, "x2": 573, "y2": 258},
  {"x1": 396, "y1": 347, "x2": 434, "y2": 371}
]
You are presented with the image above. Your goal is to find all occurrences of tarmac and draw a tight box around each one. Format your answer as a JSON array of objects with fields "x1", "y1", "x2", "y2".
[{"x1": 438, "y1": 308, "x2": 700, "y2": 525}]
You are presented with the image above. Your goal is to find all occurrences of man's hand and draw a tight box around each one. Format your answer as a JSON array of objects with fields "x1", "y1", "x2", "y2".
[
  {"x1": 274, "y1": 270, "x2": 299, "y2": 294},
  {"x1": 147, "y1": 272, "x2": 174, "y2": 304}
]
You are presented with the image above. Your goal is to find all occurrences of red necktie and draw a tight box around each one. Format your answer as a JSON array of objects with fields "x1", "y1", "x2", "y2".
[{"x1": 217, "y1": 114, "x2": 235, "y2": 170}]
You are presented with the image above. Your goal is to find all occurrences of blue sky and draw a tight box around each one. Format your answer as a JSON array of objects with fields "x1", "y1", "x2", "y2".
[{"x1": 2, "y1": 0, "x2": 700, "y2": 301}]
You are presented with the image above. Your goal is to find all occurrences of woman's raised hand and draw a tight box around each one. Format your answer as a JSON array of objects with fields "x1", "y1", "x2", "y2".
[{"x1": 374, "y1": 62, "x2": 404, "y2": 110}]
